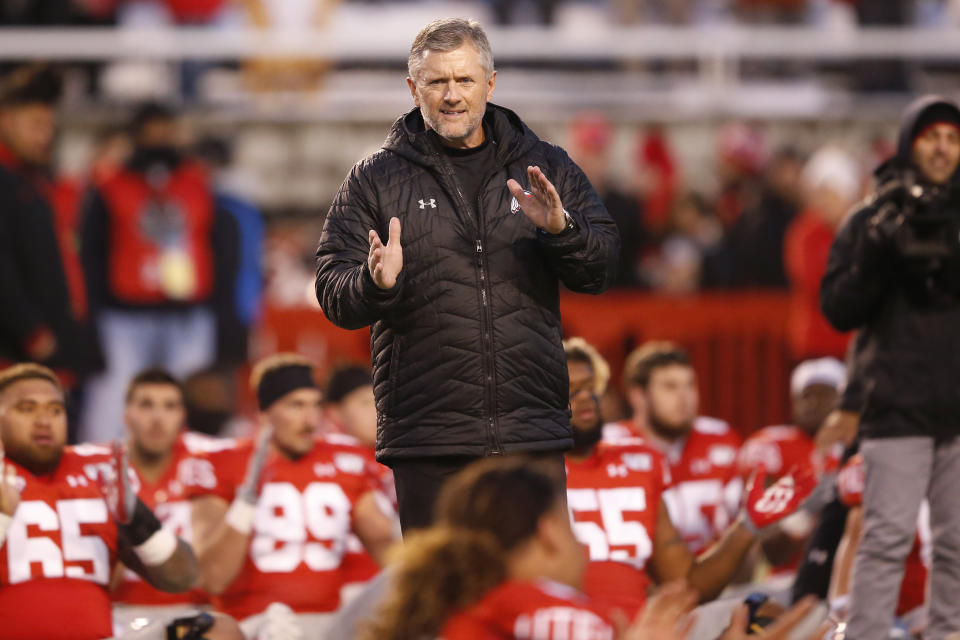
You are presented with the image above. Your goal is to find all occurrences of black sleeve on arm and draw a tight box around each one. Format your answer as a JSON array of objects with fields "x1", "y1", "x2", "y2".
[
  {"x1": 820, "y1": 207, "x2": 891, "y2": 332},
  {"x1": 79, "y1": 187, "x2": 110, "y2": 315},
  {"x1": 315, "y1": 164, "x2": 403, "y2": 330},
  {"x1": 839, "y1": 331, "x2": 867, "y2": 413},
  {"x1": 535, "y1": 147, "x2": 620, "y2": 294},
  {"x1": 790, "y1": 496, "x2": 849, "y2": 602}
]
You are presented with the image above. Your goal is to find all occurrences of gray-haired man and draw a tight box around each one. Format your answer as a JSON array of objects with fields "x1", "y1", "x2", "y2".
[{"x1": 315, "y1": 18, "x2": 619, "y2": 533}]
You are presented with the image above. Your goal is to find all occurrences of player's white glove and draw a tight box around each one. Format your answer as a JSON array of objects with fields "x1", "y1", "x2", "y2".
[{"x1": 226, "y1": 426, "x2": 272, "y2": 535}]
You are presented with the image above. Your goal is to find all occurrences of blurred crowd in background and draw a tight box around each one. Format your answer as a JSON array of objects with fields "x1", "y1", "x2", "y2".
[{"x1": 2, "y1": 0, "x2": 959, "y2": 27}]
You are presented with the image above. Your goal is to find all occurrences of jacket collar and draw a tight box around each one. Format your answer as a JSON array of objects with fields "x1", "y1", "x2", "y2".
[{"x1": 382, "y1": 103, "x2": 540, "y2": 169}]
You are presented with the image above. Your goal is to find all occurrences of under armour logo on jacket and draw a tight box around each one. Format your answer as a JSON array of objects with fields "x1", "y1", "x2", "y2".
[{"x1": 419, "y1": 198, "x2": 436, "y2": 209}]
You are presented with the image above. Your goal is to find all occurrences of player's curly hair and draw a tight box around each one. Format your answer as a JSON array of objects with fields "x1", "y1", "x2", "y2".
[
  {"x1": 0, "y1": 363, "x2": 62, "y2": 396},
  {"x1": 563, "y1": 337, "x2": 611, "y2": 395},
  {"x1": 362, "y1": 457, "x2": 562, "y2": 640}
]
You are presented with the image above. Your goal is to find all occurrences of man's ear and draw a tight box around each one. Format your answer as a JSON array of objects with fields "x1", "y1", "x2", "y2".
[
  {"x1": 406, "y1": 77, "x2": 420, "y2": 107},
  {"x1": 485, "y1": 70, "x2": 497, "y2": 102}
]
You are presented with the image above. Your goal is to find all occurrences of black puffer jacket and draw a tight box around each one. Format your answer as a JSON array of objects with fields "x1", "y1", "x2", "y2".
[
  {"x1": 820, "y1": 96, "x2": 960, "y2": 439},
  {"x1": 316, "y1": 104, "x2": 619, "y2": 461}
]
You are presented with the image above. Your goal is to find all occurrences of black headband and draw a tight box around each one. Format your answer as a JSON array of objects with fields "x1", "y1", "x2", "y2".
[{"x1": 257, "y1": 364, "x2": 316, "y2": 411}]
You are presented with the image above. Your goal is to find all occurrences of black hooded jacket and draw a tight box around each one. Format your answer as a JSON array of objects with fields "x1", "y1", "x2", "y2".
[
  {"x1": 315, "y1": 104, "x2": 619, "y2": 461},
  {"x1": 0, "y1": 158, "x2": 95, "y2": 377},
  {"x1": 820, "y1": 96, "x2": 960, "y2": 439}
]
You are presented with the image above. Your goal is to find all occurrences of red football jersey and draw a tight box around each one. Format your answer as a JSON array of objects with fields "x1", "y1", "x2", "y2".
[
  {"x1": 340, "y1": 441, "x2": 395, "y2": 587},
  {"x1": 736, "y1": 425, "x2": 821, "y2": 574},
  {"x1": 607, "y1": 417, "x2": 742, "y2": 554},
  {"x1": 737, "y1": 426, "x2": 817, "y2": 479},
  {"x1": 565, "y1": 439, "x2": 670, "y2": 616},
  {"x1": 0, "y1": 444, "x2": 119, "y2": 640},
  {"x1": 440, "y1": 579, "x2": 616, "y2": 640},
  {"x1": 737, "y1": 425, "x2": 842, "y2": 479},
  {"x1": 193, "y1": 432, "x2": 380, "y2": 620},
  {"x1": 111, "y1": 432, "x2": 230, "y2": 606}
]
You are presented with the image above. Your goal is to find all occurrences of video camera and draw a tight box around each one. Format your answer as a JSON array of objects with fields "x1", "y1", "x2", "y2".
[{"x1": 872, "y1": 168, "x2": 960, "y2": 263}]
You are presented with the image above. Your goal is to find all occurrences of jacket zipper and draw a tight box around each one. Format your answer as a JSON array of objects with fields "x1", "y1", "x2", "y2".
[
  {"x1": 430, "y1": 147, "x2": 504, "y2": 455},
  {"x1": 474, "y1": 206, "x2": 503, "y2": 455}
]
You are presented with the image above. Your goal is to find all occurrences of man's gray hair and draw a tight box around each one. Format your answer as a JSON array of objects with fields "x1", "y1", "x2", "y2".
[{"x1": 408, "y1": 18, "x2": 494, "y2": 82}]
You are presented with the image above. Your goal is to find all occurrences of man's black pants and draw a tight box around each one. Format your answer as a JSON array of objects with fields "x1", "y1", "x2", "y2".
[{"x1": 389, "y1": 452, "x2": 567, "y2": 535}]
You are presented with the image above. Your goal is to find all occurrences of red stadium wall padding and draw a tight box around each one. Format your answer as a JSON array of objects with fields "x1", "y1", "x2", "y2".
[{"x1": 254, "y1": 292, "x2": 794, "y2": 438}]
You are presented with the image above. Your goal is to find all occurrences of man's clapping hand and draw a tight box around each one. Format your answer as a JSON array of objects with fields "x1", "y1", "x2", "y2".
[
  {"x1": 507, "y1": 165, "x2": 568, "y2": 235},
  {"x1": 368, "y1": 217, "x2": 403, "y2": 290}
]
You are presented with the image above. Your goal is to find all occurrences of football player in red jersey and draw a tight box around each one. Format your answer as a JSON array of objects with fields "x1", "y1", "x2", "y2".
[
  {"x1": 605, "y1": 342, "x2": 743, "y2": 554},
  {"x1": 736, "y1": 357, "x2": 846, "y2": 575},
  {"x1": 190, "y1": 354, "x2": 398, "y2": 638},
  {"x1": 0, "y1": 363, "x2": 198, "y2": 640},
  {"x1": 564, "y1": 339, "x2": 817, "y2": 617},
  {"x1": 323, "y1": 364, "x2": 397, "y2": 602},
  {"x1": 365, "y1": 456, "x2": 700, "y2": 640},
  {"x1": 111, "y1": 368, "x2": 231, "y2": 630}
]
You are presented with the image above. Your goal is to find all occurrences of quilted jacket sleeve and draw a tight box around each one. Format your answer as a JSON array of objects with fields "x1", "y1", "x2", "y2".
[
  {"x1": 536, "y1": 147, "x2": 620, "y2": 294},
  {"x1": 315, "y1": 162, "x2": 404, "y2": 330},
  {"x1": 820, "y1": 206, "x2": 891, "y2": 332}
]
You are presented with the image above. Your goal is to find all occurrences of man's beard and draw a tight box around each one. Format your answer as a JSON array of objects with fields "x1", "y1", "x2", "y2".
[
  {"x1": 571, "y1": 417, "x2": 604, "y2": 457},
  {"x1": 132, "y1": 440, "x2": 170, "y2": 466},
  {"x1": 647, "y1": 407, "x2": 694, "y2": 442},
  {"x1": 4, "y1": 439, "x2": 62, "y2": 476},
  {"x1": 422, "y1": 108, "x2": 483, "y2": 145}
]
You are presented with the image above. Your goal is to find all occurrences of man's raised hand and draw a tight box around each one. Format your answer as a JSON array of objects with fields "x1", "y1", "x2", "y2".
[
  {"x1": 368, "y1": 217, "x2": 403, "y2": 290},
  {"x1": 507, "y1": 166, "x2": 568, "y2": 235}
]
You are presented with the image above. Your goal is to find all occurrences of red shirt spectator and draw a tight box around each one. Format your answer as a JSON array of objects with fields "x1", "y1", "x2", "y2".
[
  {"x1": 785, "y1": 145, "x2": 862, "y2": 360},
  {"x1": 163, "y1": 0, "x2": 226, "y2": 24},
  {"x1": 784, "y1": 209, "x2": 851, "y2": 360},
  {"x1": 636, "y1": 128, "x2": 677, "y2": 233}
]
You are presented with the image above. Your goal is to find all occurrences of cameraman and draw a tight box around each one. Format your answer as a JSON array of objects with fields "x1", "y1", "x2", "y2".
[{"x1": 820, "y1": 95, "x2": 960, "y2": 640}]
